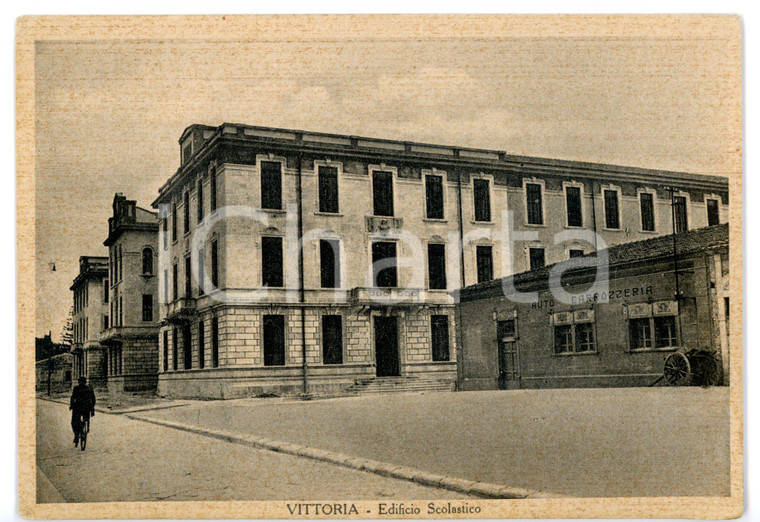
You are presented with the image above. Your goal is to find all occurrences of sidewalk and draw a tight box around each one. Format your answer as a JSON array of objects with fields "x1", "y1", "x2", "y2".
[{"x1": 37, "y1": 392, "x2": 193, "y2": 415}]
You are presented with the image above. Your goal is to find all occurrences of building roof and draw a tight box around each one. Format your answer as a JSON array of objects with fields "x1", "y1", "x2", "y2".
[
  {"x1": 104, "y1": 193, "x2": 159, "y2": 246},
  {"x1": 456, "y1": 223, "x2": 729, "y2": 301},
  {"x1": 154, "y1": 122, "x2": 729, "y2": 206},
  {"x1": 70, "y1": 256, "x2": 109, "y2": 290}
]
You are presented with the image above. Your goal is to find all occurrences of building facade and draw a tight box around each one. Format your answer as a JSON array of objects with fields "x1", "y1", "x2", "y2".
[
  {"x1": 455, "y1": 224, "x2": 730, "y2": 389},
  {"x1": 99, "y1": 193, "x2": 160, "y2": 393},
  {"x1": 70, "y1": 256, "x2": 109, "y2": 389},
  {"x1": 153, "y1": 123, "x2": 729, "y2": 398}
]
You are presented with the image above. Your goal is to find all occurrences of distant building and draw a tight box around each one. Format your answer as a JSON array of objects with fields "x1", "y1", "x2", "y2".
[
  {"x1": 70, "y1": 256, "x2": 109, "y2": 389},
  {"x1": 35, "y1": 331, "x2": 68, "y2": 361},
  {"x1": 36, "y1": 352, "x2": 73, "y2": 394},
  {"x1": 455, "y1": 224, "x2": 730, "y2": 390},
  {"x1": 150, "y1": 123, "x2": 729, "y2": 398},
  {"x1": 99, "y1": 193, "x2": 160, "y2": 393}
]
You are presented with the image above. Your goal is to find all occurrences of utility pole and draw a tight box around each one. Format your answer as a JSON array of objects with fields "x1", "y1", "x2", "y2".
[{"x1": 662, "y1": 186, "x2": 684, "y2": 344}]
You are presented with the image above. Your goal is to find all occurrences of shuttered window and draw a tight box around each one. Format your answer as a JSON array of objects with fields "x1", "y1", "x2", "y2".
[
  {"x1": 261, "y1": 161, "x2": 283, "y2": 210},
  {"x1": 604, "y1": 190, "x2": 620, "y2": 229},
  {"x1": 372, "y1": 171, "x2": 394, "y2": 216},
  {"x1": 476, "y1": 245, "x2": 493, "y2": 283},
  {"x1": 640, "y1": 193, "x2": 655, "y2": 231},
  {"x1": 707, "y1": 199, "x2": 720, "y2": 226},
  {"x1": 425, "y1": 174, "x2": 444, "y2": 219},
  {"x1": 318, "y1": 166, "x2": 339, "y2": 213},
  {"x1": 427, "y1": 243, "x2": 447, "y2": 290},
  {"x1": 565, "y1": 186, "x2": 582, "y2": 227},
  {"x1": 473, "y1": 179, "x2": 491, "y2": 222},
  {"x1": 526, "y1": 183, "x2": 543, "y2": 225},
  {"x1": 262, "y1": 236, "x2": 284, "y2": 288},
  {"x1": 431, "y1": 315, "x2": 450, "y2": 362},
  {"x1": 674, "y1": 196, "x2": 688, "y2": 233},
  {"x1": 322, "y1": 315, "x2": 343, "y2": 365}
]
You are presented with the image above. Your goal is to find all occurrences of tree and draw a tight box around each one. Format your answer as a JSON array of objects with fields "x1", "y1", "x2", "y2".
[{"x1": 60, "y1": 306, "x2": 74, "y2": 348}]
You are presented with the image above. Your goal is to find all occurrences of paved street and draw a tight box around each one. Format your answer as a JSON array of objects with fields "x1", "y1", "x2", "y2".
[
  {"x1": 36, "y1": 399, "x2": 470, "y2": 503},
  {"x1": 136, "y1": 387, "x2": 730, "y2": 498}
]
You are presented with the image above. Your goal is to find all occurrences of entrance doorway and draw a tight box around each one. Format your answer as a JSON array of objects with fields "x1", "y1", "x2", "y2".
[
  {"x1": 497, "y1": 319, "x2": 520, "y2": 389},
  {"x1": 374, "y1": 316, "x2": 399, "y2": 376}
]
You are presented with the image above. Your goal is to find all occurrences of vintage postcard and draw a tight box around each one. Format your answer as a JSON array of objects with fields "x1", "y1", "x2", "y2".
[{"x1": 17, "y1": 14, "x2": 743, "y2": 519}]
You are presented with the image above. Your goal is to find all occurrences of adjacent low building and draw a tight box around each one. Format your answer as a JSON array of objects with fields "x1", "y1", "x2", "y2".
[
  {"x1": 455, "y1": 224, "x2": 730, "y2": 390},
  {"x1": 70, "y1": 256, "x2": 109, "y2": 389}
]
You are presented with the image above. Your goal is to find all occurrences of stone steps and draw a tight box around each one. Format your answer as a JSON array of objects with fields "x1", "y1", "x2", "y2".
[{"x1": 346, "y1": 376, "x2": 454, "y2": 395}]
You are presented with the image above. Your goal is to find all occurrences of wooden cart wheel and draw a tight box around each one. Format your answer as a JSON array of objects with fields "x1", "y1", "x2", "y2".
[{"x1": 664, "y1": 352, "x2": 691, "y2": 386}]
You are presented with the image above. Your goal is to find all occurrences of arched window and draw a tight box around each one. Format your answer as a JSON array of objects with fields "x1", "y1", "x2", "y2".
[{"x1": 142, "y1": 247, "x2": 154, "y2": 275}]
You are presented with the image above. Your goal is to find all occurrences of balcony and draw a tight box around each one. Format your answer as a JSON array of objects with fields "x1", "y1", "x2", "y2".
[
  {"x1": 165, "y1": 297, "x2": 198, "y2": 323},
  {"x1": 348, "y1": 287, "x2": 422, "y2": 306}
]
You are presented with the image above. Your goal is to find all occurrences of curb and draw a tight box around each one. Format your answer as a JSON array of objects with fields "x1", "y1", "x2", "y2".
[
  {"x1": 37, "y1": 396, "x2": 190, "y2": 415},
  {"x1": 125, "y1": 414, "x2": 556, "y2": 499}
]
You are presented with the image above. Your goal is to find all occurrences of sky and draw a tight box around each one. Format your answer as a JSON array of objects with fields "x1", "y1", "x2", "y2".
[{"x1": 33, "y1": 22, "x2": 741, "y2": 341}]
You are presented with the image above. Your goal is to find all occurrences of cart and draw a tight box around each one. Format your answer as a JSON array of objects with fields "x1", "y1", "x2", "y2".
[{"x1": 662, "y1": 348, "x2": 720, "y2": 386}]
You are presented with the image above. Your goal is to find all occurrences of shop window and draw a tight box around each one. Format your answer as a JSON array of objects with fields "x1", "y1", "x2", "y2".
[
  {"x1": 629, "y1": 318, "x2": 653, "y2": 350},
  {"x1": 425, "y1": 174, "x2": 444, "y2": 219},
  {"x1": 476, "y1": 245, "x2": 493, "y2": 283},
  {"x1": 473, "y1": 178, "x2": 491, "y2": 222},
  {"x1": 431, "y1": 315, "x2": 450, "y2": 362},
  {"x1": 318, "y1": 166, "x2": 339, "y2": 213},
  {"x1": 565, "y1": 186, "x2": 582, "y2": 227},
  {"x1": 707, "y1": 198, "x2": 720, "y2": 226},
  {"x1": 261, "y1": 161, "x2": 283, "y2": 210},
  {"x1": 427, "y1": 243, "x2": 447, "y2": 290},
  {"x1": 640, "y1": 193, "x2": 655, "y2": 231},
  {"x1": 674, "y1": 196, "x2": 688, "y2": 232},
  {"x1": 320, "y1": 239, "x2": 340, "y2": 288},
  {"x1": 604, "y1": 190, "x2": 620, "y2": 229},
  {"x1": 322, "y1": 315, "x2": 343, "y2": 365},
  {"x1": 552, "y1": 311, "x2": 596, "y2": 354},
  {"x1": 262, "y1": 236, "x2": 284, "y2": 288},
  {"x1": 372, "y1": 241, "x2": 398, "y2": 288},
  {"x1": 263, "y1": 314, "x2": 286, "y2": 366},
  {"x1": 654, "y1": 316, "x2": 678, "y2": 348},
  {"x1": 525, "y1": 183, "x2": 544, "y2": 225},
  {"x1": 529, "y1": 247, "x2": 545, "y2": 270},
  {"x1": 372, "y1": 170, "x2": 394, "y2": 217}
]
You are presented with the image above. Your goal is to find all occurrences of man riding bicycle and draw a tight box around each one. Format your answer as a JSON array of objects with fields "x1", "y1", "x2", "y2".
[{"x1": 70, "y1": 376, "x2": 96, "y2": 446}]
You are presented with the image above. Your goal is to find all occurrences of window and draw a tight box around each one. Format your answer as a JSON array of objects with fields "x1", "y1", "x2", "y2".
[
  {"x1": 197, "y1": 178, "x2": 204, "y2": 223},
  {"x1": 142, "y1": 294, "x2": 153, "y2": 322},
  {"x1": 119, "y1": 296, "x2": 123, "y2": 326},
  {"x1": 183, "y1": 191, "x2": 190, "y2": 234},
  {"x1": 425, "y1": 174, "x2": 444, "y2": 219},
  {"x1": 427, "y1": 243, "x2": 447, "y2": 290},
  {"x1": 629, "y1": 318, "x2": 652, "y2": 350},
  {"x1": 322, "y1": 315, "x2": 343, "y2": 365},
  {"x1": 372, "y1": 170, "x2": 394, "y2": 216},
  {"x1": 172, "y1": 262, "x2": 178, "y2": 301},
  {"x1": 210, "y1": 167, "x2": 217, "y2": 212},
  {"x1": 142, "y1": 248, "x2": 153, "y2": 275},
  {"x1": 103, "y1": 279, "x2": 109, "y2": 303},
  {"x1": 118, "y1": 245, "x2": 123, "y2": 281},
  {"x1": 319, "y1": 239, "x2": 340, "y2": 289},
  {"x1": 263, "y1": 314, "x2": 285, "y2": 366},
  {"x1": 103, "y1": 314, "x2": 108, "y2": 330},
  {"x1": 525, "y1": 183, "x2": 544, "y2": 225},
  {"x1": 431, "y1": 315, "x2": 450, "y2": 361},
  {"x1": 163, "y1": 269, "x2": 169, "y2": 303},
  {"x1": 198, "y1": 248, "x2": 205, "y2": 295},
  {"x1": 172, "y1": 327, "x2": 178, "y2": 370},
  {"x1": 211, "y1": 317, "x2": 219, "y2": 368},
  {"x1": 261, "y1": 161, "x2": 282, "y2": 210},
  {"x1": 163, "y1": 331, "x2": 169, "y2": 371},
  {"x1": 318, "y1": 165, "x2": 339, "y2": 213},
  {"x1": 565, "y1": 186, "x2": 583, "y2": 227},
  {"x1": 262, "y1": 237, "x2": 284, "y2": 287},
  {"x1": 707, "y1": 198, "x2": 720, "y2": 226},
  {"x1": 210, "y1": 239, "x2": 218, "y2": 288},
  {"x1": 182, "y1": 140, "x2": 192, "y2": 164},
  {"x1": 198, "y1": 320, "x2": 205, "y2": 369},
  {"x1": 476, "y1": 245, "x2": 493, "y2": 283},
  {"x1": 604, "y1": 190, "x2": 620, "y2": 229},
  {"x1": 163, "y1": 214, "x2": 168, "y2": 249},
  {"x1": 569, "y1": 249, "x2": 585, "y2": 259},
  {"x1": 183, "y1": 325, "x2": 192, "y2": 370},
  {"x1": 673, "y1": 196, "x2": 688, "y2": 232},
  {"x1": 529, "y1": 247, "x2": 545, "y2": 271},
  {"x1": 654, "y1": 316, "x2": 677, "y2": 348},
  {"x1": 185, "y1": 256, "x2": 192, "y2": 297},
  {"x1": 640, "y1": 193, "x2": 655, "y2": 232},
  {"x1": 552, "y1": 312, "x2": 596, "y2": 354},
  {"x1": 372, "y1": 241, "x2": 397, "y2": 288},
  {"x1": 473, "y1": 178, "x2": 491, "y2": 222},
  {"x1": 171, "y1": 202, "x2": 177, "y2": 241}
]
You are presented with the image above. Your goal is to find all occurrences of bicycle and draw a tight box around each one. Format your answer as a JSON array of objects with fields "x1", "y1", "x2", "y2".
[{"x1": 76, "y1": 413, "x2": 90, "y2": 451}]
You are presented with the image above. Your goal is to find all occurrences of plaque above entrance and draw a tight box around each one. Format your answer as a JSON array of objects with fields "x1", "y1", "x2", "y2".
[{"x1": 365, "y1": 216, "x2": 403, "y2": 234}]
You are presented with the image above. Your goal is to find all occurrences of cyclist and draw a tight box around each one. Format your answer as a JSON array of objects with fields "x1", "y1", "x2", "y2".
[{"x1": 69, "y1": 376, "x2": 96, "y2": 446}]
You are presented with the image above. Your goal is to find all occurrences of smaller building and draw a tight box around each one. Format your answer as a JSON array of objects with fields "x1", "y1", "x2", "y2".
[
  {"x1": 70, "y1": 256, "x2": 109, "y2": 389},
  {"x1": 455, "y1": 224, "x2": 729, "y2": 390},
  {"x1": 36, "y1": 353, "x2": 73, "y2": 395}
]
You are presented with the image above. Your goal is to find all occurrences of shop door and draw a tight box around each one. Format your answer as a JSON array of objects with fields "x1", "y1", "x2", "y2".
[{"x1": 497, "y1": 320, "x2": 520, "y2": 389}]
